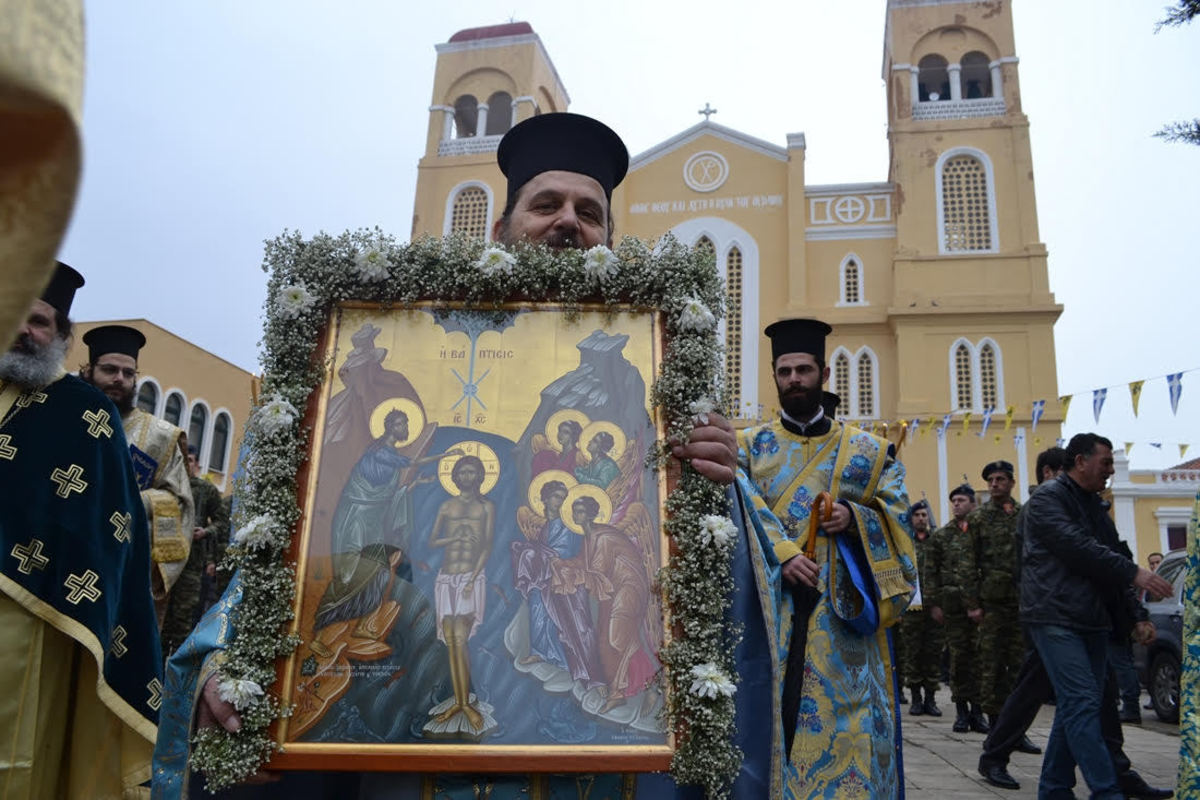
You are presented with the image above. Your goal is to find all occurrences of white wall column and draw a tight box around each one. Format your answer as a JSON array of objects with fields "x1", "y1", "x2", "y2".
[
  {"x1": 1015, "y1": 427, "x2": 1029, "y2": 501},
  {"x1": 474, "y1": 102, "x2": 489, "y2": 137},
  {"x1": 989, "y1": 61, "x2": 1004, "y2": 99},
  {"x1": 430, "y1": 105, "x2": 455, "y2": 141},
  {"x1": 909, "y1": 67, "x2": 920, "y2": 105},
  {"x1": 948, "y1": 63, "x2": 963, "y2": 101},
  {"x1": 937, "y1": 427, "x2": 949, "y2": 523}
]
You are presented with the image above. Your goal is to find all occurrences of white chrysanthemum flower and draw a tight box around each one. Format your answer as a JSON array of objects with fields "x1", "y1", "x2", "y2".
[
  {"x1": 688, "y1": 396, "x2": 717, "y2": 425},
  {"x1": 233, "y1": 514, "x2": 276, "y2": 550},
  {"x1": 256, "y1": 395, "x2": 297, "y2": 435},
  {"x1": 582, "y1": 245, "x2": 619, "y2": 280},
  {"x1": 217, "y1": 677, "x2": 264, "y2": 710},
  {"x1": 698, "y1": 514, "x2": 736, "y2": 548},
  {"x1": 275, "y1": 283, "x2": 316, "y2": 318},
  {"x1": 677, "y1": 297, "x2": 716, "y2": 332},
  {"x1": 354, "y1": 246, "x2": 392, "y2": 282},
  {"x1": 476, "y1": 246, "x2": 516, "y2": 276},
  {"x1": 689, "y1": 662, "x2": 736, "y2": 699}
]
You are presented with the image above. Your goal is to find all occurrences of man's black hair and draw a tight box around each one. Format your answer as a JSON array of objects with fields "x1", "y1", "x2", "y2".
[
  {"x1": 54, "y1": 310, "x2": 73, "y2": 340},
  {"x1": 1066, "y1": 432, "x2": 1113, "y2": 463},
  {"x1": 1034, "y1": 447, "x2": 1069, "y2": 484}
]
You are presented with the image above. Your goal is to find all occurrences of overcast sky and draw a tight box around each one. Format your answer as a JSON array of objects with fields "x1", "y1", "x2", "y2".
[{"x1": 59, "y1": 1, "x2": 1200, "y2": 469}]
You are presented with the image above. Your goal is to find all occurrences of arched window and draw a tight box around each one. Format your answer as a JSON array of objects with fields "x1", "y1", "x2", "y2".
[
  {"x1": 979, "y1": 342, "x2": 998, "y2": 410},
  {"x1": 856, "y1": 351, "x2": 876, "y2": 418},
  {"x1": 725, "y1": 247, "x2": 743, "y2": 413},
  {"x1": 695, "y1": 236, "x2": 715, "y2": 265},
  {"x1": 961, "y1": 51, "x2": 992, "y2": 99},
  {"x1": 838, "y1": 254, "x2": 865, "y2": 305},
  {"x1": 833, "y1": 352, "x2": 851, "y2": 417},
  {"x1": 189, "y1": 403, "x2": 208, "y2": 458},
  {"x1": 164, "y1": 391, "x2": 186, "y2": 426},
  {"x1": 917, "y1": 54, "x2": 950, "y2": 101},
  {"x1": 939, "y1": 152, "x2": 995, "y2": 252},
  {"x1": 449, "y1": 185, "x2": 490, "y2": 239},
  {"x1": 136, "y1": 380, "x2": 159, "y2": 415},
  {"x1": 954, "y1": 342, "x2": 974, "y2": 410},
  {"x1": 485, "y1": 92, "x2": 513, "y2": 135},
  {"x1": 453, "y1": 94, "x2": 478, "y2": 138},
  {"x1": 208, "y1": 412, "x2": 232, "y2": 474}
]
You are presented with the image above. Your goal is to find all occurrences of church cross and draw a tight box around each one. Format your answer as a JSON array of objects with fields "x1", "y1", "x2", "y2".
[
  {"x1": 111, "y1": 625, "x2": 129, "y2": 658},
  {"x1": 83, "y1": 408, "x2": 114, "y2": 439},
  {"x1": 0, "y1": 434, "x2": 15, "y2": 461},
  {"x1": 16, "y1": 391, "x2": 47, "y2": 409},
  {"x1": 51, "y1": 464, "x2": 88, "y2": 498},
  {"x1": 110, "y1": 510, "x2": 132, "y2": 543},
  {"x1": 11, "y1": 539, "x2": 49, "y2": 574},
  {"x1": 698, "y1": 102, "x2": 718, "y2": 121},
  {"x1": 64, "y1": 569, "x2": 101, "y2": 604}
]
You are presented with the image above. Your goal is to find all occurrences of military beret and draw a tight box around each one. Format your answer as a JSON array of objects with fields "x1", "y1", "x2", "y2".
[
  {"x1": 949, "y1": 483, "x2": 976, "y2": 501},
  {"x1": 911, "y1": 499, "x2": 930, "y2": 513},
  {"x1": 981, "y1": 460, "x2": 1015, "y2": 480}
]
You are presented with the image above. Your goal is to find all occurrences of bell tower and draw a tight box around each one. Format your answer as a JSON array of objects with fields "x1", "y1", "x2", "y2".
[
  {"x1": 411, "y1": 22, "x2": 569, "y2": 241},
  {"x1": 882, "y1": 0, "x2": 1062, "y2": 512}
]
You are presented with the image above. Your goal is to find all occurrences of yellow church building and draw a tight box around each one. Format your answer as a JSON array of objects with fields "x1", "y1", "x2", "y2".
[{"x1": 410, "y1": 1, "x2": 1063, "y2": 522}]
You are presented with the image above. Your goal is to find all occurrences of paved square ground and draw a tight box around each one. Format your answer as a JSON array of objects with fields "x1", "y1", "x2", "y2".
[{"x1": 902, "y1": 689, "x2": 1179, "y2": 798}]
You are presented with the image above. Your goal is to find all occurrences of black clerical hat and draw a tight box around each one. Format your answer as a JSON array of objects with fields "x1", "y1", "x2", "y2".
[
  {"x1": 981, "y1": 460, "x2": 1014, "y2": 480},
  {"x1": 41, "y1": 261, "x2": 85, "y2": 315},
  {"x1": 764, "y1": 318, "x2": 833, "y2": 362},
  {"x1": 949, "y1": 483, "x2": 976, "y2": 501},
  {"x1": 83, "y1": 324, "x2": 146, "y2": 362},
  {"x1": 821, "y1": 391, "x2": 840, "y2": 418},
  {"x1": 497, "y1": 113, "x2": 629, "y2": 205}
]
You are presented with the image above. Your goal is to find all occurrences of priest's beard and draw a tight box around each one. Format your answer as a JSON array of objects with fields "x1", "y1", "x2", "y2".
[
  {"x1": 0, "y1": 334, "x2": 68, "y2": 389},
  {"x1": 84, "y1": 373, "x2": 135, "y2": 414},
  {"x1": 778, "y1": 382, "x2": 822, "y2": 420}
]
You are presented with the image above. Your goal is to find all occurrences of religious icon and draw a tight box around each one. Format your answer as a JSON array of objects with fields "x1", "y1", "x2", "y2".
[{"x1": 275, "y1": 303, "x2": 670, "y2": 770}]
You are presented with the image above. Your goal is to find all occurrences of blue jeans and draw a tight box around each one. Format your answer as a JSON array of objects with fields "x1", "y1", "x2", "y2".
[
  {"x1": 1106, "y1": 639, "x2": 1141, "y2": 711},
  {"x1": 1028, "y1": 624, "x2": 1123, "y2": 800}
]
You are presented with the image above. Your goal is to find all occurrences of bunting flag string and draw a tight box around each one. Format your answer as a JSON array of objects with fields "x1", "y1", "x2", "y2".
[
  {"x1": 1092, "y1": 388, "x2": 1107, "y2": 424},
  {"x1": 1168, "y1": 372, "x2": 1184, "y2": 415},
  {"x1": 979, "y1": 407, "x2": 994, "y2": 438},
  {"x1": 1129, "y1": 380, "x2": 1144, "y2": 417},
  {"x1": 1031, "y1": 400, "x2": 1046, "y2": 431},
  {"x1": 1182, "y1": 444, "x2": 1191, "y2": 460},
  {"x1": 1004, "y1": 405, "x2": 1015, "y2": 431},
  {"x1": 1125, "y1": 442, "x2": 1134, "y2": 456},
  {"x1": 1059, "y1": 395, "x2": 1073, "y2": 419},
  {"x1": 961, "y1": 411, "x2": 972, "y2": 434}
]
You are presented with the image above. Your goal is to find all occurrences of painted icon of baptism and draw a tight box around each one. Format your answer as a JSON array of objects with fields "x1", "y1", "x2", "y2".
[{"x1": 282, "y1": 305, "x2": 667, "y2": 750}]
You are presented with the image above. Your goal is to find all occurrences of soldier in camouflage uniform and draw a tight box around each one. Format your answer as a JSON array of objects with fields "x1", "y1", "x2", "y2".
[
  {"x1": 964, "y1": 459, "x2": 1025, "y2": 725},
  {"x1": 900, "y1": 499, "x2": 944, "y2": 716},
  {"x1": 926, "y1": 483, "x2": 988, "y2": 733},
  {"x1": 161, "y1": 445, "x2": 228, "y2": 656}
]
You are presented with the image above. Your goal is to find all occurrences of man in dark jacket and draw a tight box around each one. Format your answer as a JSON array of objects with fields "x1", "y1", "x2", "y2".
[
  {"x1": 980, "y1": 448, "x2": 1172, "y2": 798},
  {"x1": 1020, "y1": 433, "x2": 1172, "y2": 799}
]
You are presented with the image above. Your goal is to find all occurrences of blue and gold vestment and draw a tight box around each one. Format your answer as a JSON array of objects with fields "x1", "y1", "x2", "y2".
[
  {"x1": 736, "y1": 418, "x2": 917, "y2": 800},
  {"x1": 0, "y1": 373, "x2": 161, "y2": 794}
]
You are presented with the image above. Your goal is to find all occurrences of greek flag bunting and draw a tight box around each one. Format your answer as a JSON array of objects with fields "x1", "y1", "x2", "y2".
[
  {"x1": 1092, "y1": 388, "x2": 1107, "y2": 423},
  {"x1": 1168, "y1": 372, "x2": 1183, "y2": 415}
]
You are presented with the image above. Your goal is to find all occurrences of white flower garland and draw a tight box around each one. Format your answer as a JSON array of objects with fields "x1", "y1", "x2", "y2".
[{"x1": 197, "y1": 230, "x2": 740, "y2": 798}]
